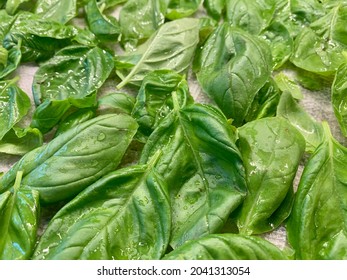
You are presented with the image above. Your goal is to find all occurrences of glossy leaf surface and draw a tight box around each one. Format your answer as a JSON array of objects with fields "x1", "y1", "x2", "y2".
[
  {"x1": 164, "y1": 233, "x2": 288, "y2": 260},
  {"x1": 34, "y1": 0, "x2": 77, "y2": 24},
  {"x1": 237, "y1": 117, "x2": 305, "y2": 234},
  {"x1": 166, "y1": 0, "x2": 202, "y2": 20},
  {"x1": 0, "y1": 114, "x2": 138, "y2": 203},
  {"x1": 140, "y1": 100, "x2": 247, "y2": 248},
  {"x1": 33, "y1": 161, "x2": 170, "y2": 260}
]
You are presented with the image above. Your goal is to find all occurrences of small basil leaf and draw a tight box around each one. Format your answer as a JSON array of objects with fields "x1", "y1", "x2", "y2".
[
  {"x1": 287, "y1": 123, "x2": 347, "y2": 259},
  {"x1": 141, "y1": 99, "x2": 247, "y2": 248},
  {"x1": 5, "y1": 0, "x2": 32, "y2": 15},
  {"x1": 166, "y1": 0, "x2": 203, "y2": 20},
  {"x1": 332, "y1": 63, "x2": 347, "y2": 137},
  {"x1": 163, "y1": 233, "x2": 288, "y2": 260},
  {"x1": 0, "y1": 78, "x2": 31, "y2": 140},
  {"x1": 119, "y1": 0, "x2": 166, "y2": 48},
  {"x1": 33, "y1": 158, "x2": 170, "y2": 260},
  {"x1": 277, "y1": 91, "x2": 324, "y2": 153},
  {"x1": 195, "y1": 24, "x2": 272, "y2": 126},
  {"x1": 203, "y1": 0, "x2": 226, "y2": 20},
  {"x1": 34, "y1": 0, "x2": 77, "y2": 24},
  {"x1": 237, "y1": 117, "x2": 305, "y2": 235},
  {"x1": 0, "y1": 172, "x2": 40, "y2": 260},
  {"x1": 274, "y1": 72, "x2": 303, "y2": 100},
  {"x1": 132, "y1": 70, "x2": 193, "y2": 136},
  {"x1": 0, "y1": 127, "x2": 43, "y2": 156},
  {"x1": 116, "y1": 18, "x2": 199, "y2": 88},
  {"x1": 98, "y1": 92, "x2": 135, "y2": 115},
  {"x1": 0, "y1": 114, "x2": 138, "y2": 204}
]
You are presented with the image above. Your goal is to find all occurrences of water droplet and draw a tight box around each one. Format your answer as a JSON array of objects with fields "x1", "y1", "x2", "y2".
[{"x1": 97, "y1": 132, "x2": 106, "y2": 141}]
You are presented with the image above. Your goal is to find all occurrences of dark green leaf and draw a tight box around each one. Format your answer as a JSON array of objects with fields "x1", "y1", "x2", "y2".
[
  {"x1": 287, "y1": 123, "x2": 347, "y2": 259},
  {"x1": 119, "y1": 0, "x2": 166, "y2": 48},
  {"x1": 166, "y1": 0, "x2": 202, "y2": 20},
  {"x1": 277, "y1": 91, "x2": 324, "y2": 153},
  {"x1": 140, "y1": 99, "x2": 247, "y2": 248},
  {"x1": 0, "y1": 78, "x2": 31, "y2": 139},
  {"x1": 0, "y1": 114, "x2": 138, "y2": 203},
  {"x1": 116, "y1": 18, "x2": 199, "y2": 88},
  {"x1": 132, "y1": 70, "x2": 193, "y2": 136},
  {"x1": 203, "y1": 0, "x2": 226, "y2": 20},
  {"x1": 332, "y1": 63, "x2": 347, "y2": 137},
  {"x1": 237, "y1": 117, "x2": 305, "y2": 234},
  {"x1": 0, "y1": 127, "x2": 43, "y2": 155},
  {"x1": 0, "y1": 172, "x2": 40, "y2": 260},
  {"x1": 195, "y1": 24, "x2": 272, "y2": 126},
  {"x1": 163, "y1": 233, "x2": 288, "y2": 260},
  {"x1": 33, "y1": 156, "x2": 170, "y2": 260}
]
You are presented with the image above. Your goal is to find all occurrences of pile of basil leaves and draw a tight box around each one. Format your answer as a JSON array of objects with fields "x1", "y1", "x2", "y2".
[{"x1": 1, "y1": 0, "x2": 347, "y2": 260}]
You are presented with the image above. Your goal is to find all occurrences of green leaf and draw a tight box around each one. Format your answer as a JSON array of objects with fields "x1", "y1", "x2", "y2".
[
  {"x1": 132, "y1": 70, "x2": 193, "y2": 136},
  {"x1": 116, "y1": 18, "x2": 200, "y2": 88},
  {"x1": 195, "y1": 24, "x2": 272, "y2": 126},
  {"x1": 166, "y1": 0, "x2": 203, "y2": 20},
  {"x1": 163, "y1": 233, "x2": 288, "y2": 260},
  {"x1": 0, "y1": 172, "x2": 40, "y2": 260},
  {"x1": 0, "y1": 127, "x2": 43, "y2": 156},
  {"x1": 34, "y1": 0, "x2": 77, "y2": 24},
  {"x1": 203, "y1": 0, "x2": 226, "y2": 20},
  {"x1": 140, "y1": 100, "x2": 247, "y2": 248},
  {"x1": 98, "y1": 92, "x2": 135, "y2": 115},
  {"x1": 0, "y1": 114, "x2": 138, "y2": 203},
  {"x1": 277, "y1": 91, "x2": 324, "y2": 153},
  {"x1": 5, "y1": 0, "x2": 32, "y2": 15},
  {"x1": 332, "y1": 63, "x2": 347, "y2": 137},
  {"x1": 85, "y1": 0, "x2": 120, "y2": 38},
  {"x1": 33, "y1": 155, "x2": 170, "y2": 260},
  {"x1": 0, "y1": 78, "x2": 31, "y2": 140},
  {"x1": 274, "y1": 72, "x2": 303, "y2": 100},
  {"x1": 287, "y1": 123, "x2": 347, "y2": 259},
  {"x1": 225, "y1": 0, "x2": 276, "y2": 35},
  {"x1": 119, "y1": 0, "x2": 166, "y2": 48},
  {"x1": 236, "y1": 117, "x2": 305, "y2": 235}
]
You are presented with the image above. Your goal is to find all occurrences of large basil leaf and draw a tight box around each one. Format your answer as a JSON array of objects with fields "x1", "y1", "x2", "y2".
[
  {"x1": 287, "y1": 123, "x2": 347, "y2": 260},
  {"x1": 290, "y1": 0, "x2": 326, "y2": 25},
  {"x1": 163, "y1": 233, "x2": 288, "y2": 260},
  {"x1": 0, "y1": 172, "x2": 40, "y2": 260},
  {"x1": 132, "y1": 70, "x2": 193, "y2": 136},
  {"x1": 85, "y1": 0, "x2": 120, "y2": 38},
  {"x1": 140, "y1": 99, "x2": 247, "y2": 248},
  {"x1": 0, "y1": 78, "x2": 31, "y2": 140},
  {"x1": 332, "y1": 63, "x2": 347, "y2": 137},
  {"x1": 0, "y1": 114, "x2": 138, "y2": 203},
  {"x1": 34, "y1": 0, "x2": 77, "y2": 24},
  {"x1": 166, "y1": 0, "x2": 202, "y2": 20},
  {"x1": 195, "y1": 24, "x2": 272, "y2": 126},
  {"x1": 225, "y1": 0, "x2": 276, "y2": 35},
  {"x1": 291, "y1": 5, "x2": 347, "y2": 75},
  {"x1": 0, "y1": 127, "x2": 43, "y2": 155},
  {"x1": 119, "y1": 0, "x2": 166, "y2": 48},
  {"x1": 33, "y1": 157, "x2": 170, "y2": 260},
  {"x1": 115, "y1": 18, "x2": 199, "y2": 88},
  {"x1": 236, "y1": 117, "x2": 305, "y2": 235}
]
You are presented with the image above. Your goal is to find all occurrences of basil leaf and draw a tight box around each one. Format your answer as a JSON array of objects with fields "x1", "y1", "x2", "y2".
[
  {"x1": 0, "y1": 78, "x2": 31, "y2": 140},
  {"x1": 332, "y1": 63, "x2": 347, "y2": 137},
  {"x1": 119, "y1": 0, "x2": 166, "y2": 48},
  {"x1": 141, "y1": 99, "x2": 247, "y2": 248},
  {"x1": 274, "y1": 72, "x2": 303, "y2": 100},
  {"x1": 0, "y1": 114, "x2": 138, "y2": 203},
  {"x1": 225, "y1": 0, "x2": 276, "y2": 35},
  {"x1": 163, "y1": 233, "x2": 288, "y2": 260},
  {"x1": 132, "y1": 70, "x2": 193, "y2": 136},
  {"x1": 277, "y1": 91, "x2": 324, "y2": 153},
  {"x1": 195, "y1": 24, "x2": 272, "y2": 126},
  {"x1": 237, "y1": 117, "x2": 305, "y2": 235},
  {"x1": 0, "y1": 127, "x2": 43, "y2": 155},
  {"x1": 0, "y1": 172, "x2": 40, "y2": 260},
  {"x1": 166, "y1": 0, "x2": 202, "y2": 20},
  {"x1": 287, "y1": 123, "x2": 347, "y2": 259},
  {"x1": 85, "y1": 0, "x2": 120, "y2": 38},
  {"x1": 98, "y1": 92, "x2": 135, "y2": 115},
  {"x1": 5, "y1": 0, "x2": 32, "y2": 15},
  {"x1": 290, "y1": 0, "x2": 326, "y2": 25},
  {"x1": 33, "y1": 156, "x2": 170, "y2": 260},
  {"x1": 34, "y1": 0, "x2": 77, "y2": 24},
  {"x1": 203, "y1": 0, "x2": 226, "y2": 20},
  {"x1": 115, "y1": 18, "x2": 199, "y2": 88}
]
